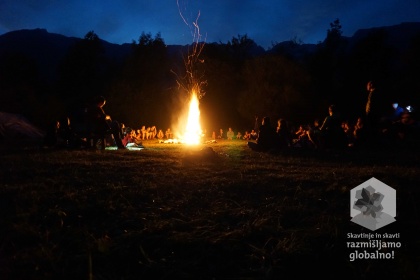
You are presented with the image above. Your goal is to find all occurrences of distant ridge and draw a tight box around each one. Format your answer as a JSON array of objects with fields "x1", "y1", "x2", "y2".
[
  {"x1": 351, "y1": 22, "x2": 420, "y2": 50},
  {"x1": 0, "y1": 28, "x2": 132, "y2": 81},
  {"x1": 1, "y1": 22, "x2": 420, "y2": 82}
]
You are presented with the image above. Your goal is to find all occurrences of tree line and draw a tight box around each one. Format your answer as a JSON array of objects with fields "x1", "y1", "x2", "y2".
[{"x1": 1, "y1": 19, "x2": 419, "y2": 132}]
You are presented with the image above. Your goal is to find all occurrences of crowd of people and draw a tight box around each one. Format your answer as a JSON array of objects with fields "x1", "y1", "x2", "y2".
[
  {"x1": 246, "y1": 81, "x2": 419, "y2": 152},
  {"x1": 43, "y1": 95, "x2": 175, "y2": 150},
  {"x1": 44, "y1": 81, "x2": 419, "y2": 152},
  {"x1": 120, "y1": 126, "x2": 174, "y2": 147}
]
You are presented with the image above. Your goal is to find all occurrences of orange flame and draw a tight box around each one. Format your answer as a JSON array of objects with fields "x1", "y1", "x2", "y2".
[{"x1": 182, "y1": 91, "x2": 202, "y2": 144}]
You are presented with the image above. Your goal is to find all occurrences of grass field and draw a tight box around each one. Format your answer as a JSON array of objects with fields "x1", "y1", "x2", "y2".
[{"x1": 1, "y1": 140, "x2": 419, "y2": 279}]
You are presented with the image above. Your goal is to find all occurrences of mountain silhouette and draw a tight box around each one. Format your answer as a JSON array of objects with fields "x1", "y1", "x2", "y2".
[
  {"x1": 0, "y1": 28, "x2": 133, "y2": 82},
  {"x1": 1, "y1": 22, "x2": 419, "y2": 83}
]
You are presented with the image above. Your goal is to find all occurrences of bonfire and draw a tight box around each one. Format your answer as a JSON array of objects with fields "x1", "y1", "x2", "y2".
[{"x1": 161, "y1": 2, "x2": 206, "y2": 146}]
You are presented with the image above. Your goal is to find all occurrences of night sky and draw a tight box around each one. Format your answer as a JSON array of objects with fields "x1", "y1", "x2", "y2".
[{"x1": 1, "y1": 0, "x2": 420, "y2": 49}]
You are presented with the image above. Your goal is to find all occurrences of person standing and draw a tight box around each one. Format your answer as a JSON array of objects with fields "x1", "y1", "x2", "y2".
[
  {"x1": 366, "y1": 82, "x2": 377, "y2": 120},
  {"x1": 364, "y1": 81, "x2": 388, "y2": 146}
]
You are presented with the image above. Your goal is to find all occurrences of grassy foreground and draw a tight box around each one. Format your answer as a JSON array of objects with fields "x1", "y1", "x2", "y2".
[{"x1": 1, "y1": 140, "x2": 419, "y2": 279}]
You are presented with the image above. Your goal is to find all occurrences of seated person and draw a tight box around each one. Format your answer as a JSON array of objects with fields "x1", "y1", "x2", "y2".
[
  {"x1": 307, "y1": 119, "x2": 322, "y2": 149},
  {"x1": 352, "y1": 117, "x2": 369, "y2": 148},
  {"x1": 145, "y1": 127, "x2": 152, "y2": 139},
  {"x1": 292, "y1": 124, "x2": 313, "y2": 148},
  {"x1": 87, "y1": 95, "x2": 125, "y2": 149},
  {"x1": 218, "y1": 128, "x2": 224, "y2": 139},
  {"x1": 122, "y1": 129, "x2": 134, "y2": 146},
  {"x1": 141, "y1": 126, "x2": 148, "y2": 140},
  {"x1": 248, "y1": 116, "x2": 279, "y2": 151},
  {"x1": 319, "y1": 104, "x2": 347, "y2": 149},
  {"x1": 165, "y1": 128, "x2": 173, "y2": 139},
  {"x1": 242, "y1": 131, "x2": 251, "y2": 140},
  {"x1": 226, "y1": 127, "x2": 235, "y2": 140},
  {"x1": 157, "y1": 129, "x2": 164, "y2": 140},
  {"x1": 43, "y1": 120, "x2": 65, "y2": 148},
  {"x1": 294, "y1": 125, "x2": 306, "y2": 140},
  {"x1": 133, "y1": 129, "x2": 143, "y2": 145},
  {"x1": 276, "y1": 118, "x2": 292, "y2": 148},
  {"x1": 150, "y1": 125, "x2": 157, "y2": 139},
  {"x1": 250, "y1": 129, "x2": 258, "y2": 140}
]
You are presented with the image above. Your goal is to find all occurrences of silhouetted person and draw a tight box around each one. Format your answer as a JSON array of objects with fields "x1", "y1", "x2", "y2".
[
  {"x1": 352, "y1": 117, "x2": 368, "y2": 149},
  {"x1": 87, "y1": 96, "x2": 125, "y2": 149},
  {"x1": 319, "y1": 104, "x2": 347, "y2": 149},
  {"x1": 43, "y1": 117, "x2": 79, "y2": 148},
  {"x1": 43, "y1": 120, "x2": 60, "y2": 148},
  {"x1": 248, "y1": 116, "x2": 279, "y2": 151},
  {"x1": 276, "y1": 118, "x2": 291, "y2": 149}
]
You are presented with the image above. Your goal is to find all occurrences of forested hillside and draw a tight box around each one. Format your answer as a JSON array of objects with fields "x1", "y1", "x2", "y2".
[{"x1": 1, "y1": 22, "x2": 419, "y2": 132}]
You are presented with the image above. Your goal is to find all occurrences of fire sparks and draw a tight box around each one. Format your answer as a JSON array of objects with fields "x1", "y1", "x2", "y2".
[{"x1": 171, "y1": 0, "x2": 206, "y2": 145}]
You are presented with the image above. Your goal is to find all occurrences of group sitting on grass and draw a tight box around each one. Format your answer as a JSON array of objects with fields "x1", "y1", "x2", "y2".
[
  {"x1": 247, "y1": 103, "x2": 419, "y2": 152},
  {"x1": 245, "y1": 80, "x2": 419, "y2": 152},
  {"x1": 43, "y1": 95, "x2": 180, "y2": 150},
  {"x1": 44, "y1": 80, "x2": 419, "y2": 152},
  {"x1": 44, "y1": 102, "x2": 418, "y2": 152}
]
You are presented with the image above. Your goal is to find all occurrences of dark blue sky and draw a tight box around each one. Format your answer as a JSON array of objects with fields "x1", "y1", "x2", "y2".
[{"x1": 1, "y1": 0, "x2": 420, "y2": 49}]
